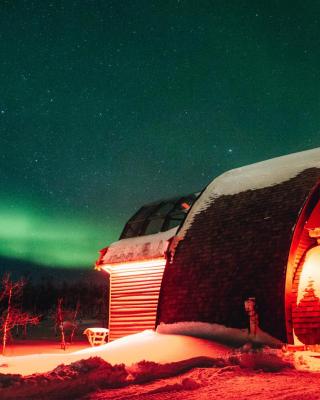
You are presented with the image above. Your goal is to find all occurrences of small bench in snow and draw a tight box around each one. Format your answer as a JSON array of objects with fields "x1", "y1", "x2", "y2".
[{"x1": 83, "y1": 327, "x2": 109, "y2": 346}]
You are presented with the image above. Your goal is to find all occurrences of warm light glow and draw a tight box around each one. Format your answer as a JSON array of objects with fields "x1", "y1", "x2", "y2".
[
  {"x1": 101, "y1": 257, "x2": 167, "y2": 341},
  {"x1": 297, "y1": 246, "x2": 320, "y2": 304},
  {"x1": 101, "y1": 258, "x2": 166, "y2": 274}
]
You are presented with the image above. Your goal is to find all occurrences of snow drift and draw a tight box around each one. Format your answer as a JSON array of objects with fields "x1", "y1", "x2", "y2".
[
  {"x1": 0, "y1": 351, "x2": 292, "y2": 399},
  {"x1": 0, "y1": 330, "x2": 229, "y2": 376},
  {"x1": 156, "y1": 321, "x2": 283, "y2": 347},
  {"x1": 1, "y1": 322, "x2": 320, "y2": 399}
]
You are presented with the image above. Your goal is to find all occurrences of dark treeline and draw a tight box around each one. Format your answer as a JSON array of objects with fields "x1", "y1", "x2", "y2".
[
  {"x1": 21, "y1": 278, "x2": 109, "y2": 323},
  {"x1": 0, "y1": 257, "x2": 110, "y2": 330}
]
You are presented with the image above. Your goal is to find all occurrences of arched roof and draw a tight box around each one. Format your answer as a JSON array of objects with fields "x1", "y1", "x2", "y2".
[
  {"x1": 158, "y1": 148, "x2": 320, "y2": 343},
  {"x1": 177, "y1": 148, "x2": 320, "y2": 242}
]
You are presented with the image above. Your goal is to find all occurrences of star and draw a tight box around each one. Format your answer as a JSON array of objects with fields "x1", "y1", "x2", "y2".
[{"x1": 0, "y1": 0, "x2": 318, "y2": 270}]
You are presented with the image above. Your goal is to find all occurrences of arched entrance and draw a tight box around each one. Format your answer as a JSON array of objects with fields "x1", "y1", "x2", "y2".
[
  {"x1": 292, "y1": 230, "x2": 320, "y2": 344},
  {"x1": 285, "y1": 183, "x2": 320, "y2": 344}
]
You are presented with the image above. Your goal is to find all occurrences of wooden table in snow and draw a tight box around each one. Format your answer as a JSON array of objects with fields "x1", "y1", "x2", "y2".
[{"x1": 83, "y1": 328, "x2": 109, "y2": 346}]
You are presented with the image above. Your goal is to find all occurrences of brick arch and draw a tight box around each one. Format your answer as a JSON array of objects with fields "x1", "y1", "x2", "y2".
[
  {"x1": 285, "y1": 183, "x2": 320, "y2": 343},
  {"x1": 292, "y1": 250, "x2": 320, "y2": 344}
]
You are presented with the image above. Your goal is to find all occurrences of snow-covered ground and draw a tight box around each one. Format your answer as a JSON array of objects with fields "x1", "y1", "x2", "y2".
[
  {"x1": 1, "y1": 323, "x2": 320, "y2": 399},
  {"x1": 0, "y1": 329, "x2": 229, "y2": 376},
  {"x1": 87, "y1": 365, "x2": 320, "y2": 400},
  {"x1": 1, "y1": 322, "x2": 320, "y2": 376},
  {"x1": 157, "y1": 321, "x2": 282, "y2": 347}
]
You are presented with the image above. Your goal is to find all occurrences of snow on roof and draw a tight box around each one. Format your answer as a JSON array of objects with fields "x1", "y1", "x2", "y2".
[
  {"x1": 177, "y1": 148, "x2": 320, "y2": 240},
  {"x1": 101, "y1": 227, "x2": 178, "y2": 264}
]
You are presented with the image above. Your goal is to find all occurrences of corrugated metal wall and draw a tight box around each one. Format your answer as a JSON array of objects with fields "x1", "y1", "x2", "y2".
[{"x1": 105, "y1": 259, "x2": 166, "y2": 341}]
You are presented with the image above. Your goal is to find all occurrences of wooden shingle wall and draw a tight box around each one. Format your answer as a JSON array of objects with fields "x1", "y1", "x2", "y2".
[{"x1": 157, "y1": 168, "x2": 320, "y2": 342}]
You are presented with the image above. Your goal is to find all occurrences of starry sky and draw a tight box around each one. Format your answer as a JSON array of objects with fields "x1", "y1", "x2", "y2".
[{"x1": 1, "y1": 0, "x2": 320, "y2": 268}]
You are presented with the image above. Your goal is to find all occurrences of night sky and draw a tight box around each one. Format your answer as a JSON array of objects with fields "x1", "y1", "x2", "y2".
[{"x1": 1, "y1": 0, "x2": 320, "y2": 268}]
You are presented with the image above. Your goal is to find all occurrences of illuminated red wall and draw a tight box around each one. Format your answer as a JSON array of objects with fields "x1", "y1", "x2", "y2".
[{"x1": 102, "y1": 258, "x2": 166, "y2": 341}]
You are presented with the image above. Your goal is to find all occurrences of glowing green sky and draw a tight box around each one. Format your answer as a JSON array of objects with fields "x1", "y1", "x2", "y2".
[
  {"x1": 1, "y1": 1, "x2": 320, "y2": 268},
  {"x1": 0, "y1": 200, "x2": 118, "y2": 267}
]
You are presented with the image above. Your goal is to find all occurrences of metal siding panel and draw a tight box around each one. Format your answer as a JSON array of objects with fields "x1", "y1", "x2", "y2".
[{"x1": 108, "y1": 260, "x2": 166, "y2": 341}]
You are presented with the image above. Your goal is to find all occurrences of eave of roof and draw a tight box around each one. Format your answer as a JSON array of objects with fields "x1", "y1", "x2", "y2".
[{"x1": 99, "y1": 226, "x2": 178, "y2": 265}]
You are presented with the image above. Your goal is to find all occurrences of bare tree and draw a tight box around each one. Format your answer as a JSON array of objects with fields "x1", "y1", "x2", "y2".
[
  {"x1": 70, "y1": 299, "x2": 80, "y2": 344},
  {"x1": 55, "y1": 298, "x2": 81, "y2": 348},
  {"x1": 56, "y1": 298, "x2": 66, "y2": 350},
  {"x1": 0, "y1": 274, "x2": 39, "y2": 354}
]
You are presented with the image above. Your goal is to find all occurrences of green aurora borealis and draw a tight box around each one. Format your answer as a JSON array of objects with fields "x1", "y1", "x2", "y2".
[
  {"x1": 0, "y1": 199, "x2": 118, "y2": 267},
  {"x1": 1, "y1": 1, "x2": 320, "y2": 268}
]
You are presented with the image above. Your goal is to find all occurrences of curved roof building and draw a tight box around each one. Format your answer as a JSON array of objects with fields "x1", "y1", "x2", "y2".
[
  {"x1": 157, "y1": 148, "x2": 320, "y2": 344},
  {"x1": 97, "y1": 148, "x2": 320, "y2": 345}
]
